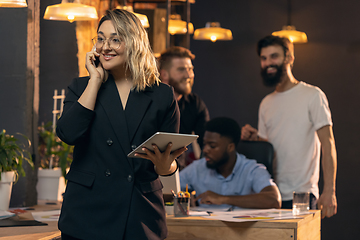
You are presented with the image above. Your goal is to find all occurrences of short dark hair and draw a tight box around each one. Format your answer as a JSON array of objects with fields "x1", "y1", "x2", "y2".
[
  {"x1": 257, "y1": 35, "x2": 289, "y2": 57},
  {"x1": 158, "y1": 46, "x2": 195, "y2": 70},
  {"x1": 205, "y1": 117, "x2": 240, "y2": 146}
]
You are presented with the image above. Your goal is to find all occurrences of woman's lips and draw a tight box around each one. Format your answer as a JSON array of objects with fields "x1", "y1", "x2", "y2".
[{"x1": 103, "y1": 54, "x2": 116, "y2": 61}]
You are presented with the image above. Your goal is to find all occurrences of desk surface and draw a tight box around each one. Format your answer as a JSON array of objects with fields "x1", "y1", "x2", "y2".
[
  {"x1": 0, "y1": 202, "x2": 320, "y2": 240},
  {"x1": 0, "y1": 201, "x2": 61, "y2": 240},
  {"x1": 166, "y1": 211, "x2": 321, "y2": 240}
]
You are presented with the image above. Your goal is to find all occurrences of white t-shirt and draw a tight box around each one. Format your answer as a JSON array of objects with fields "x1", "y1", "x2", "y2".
[{"x1": 258, "y1": 81, "x2": 332, "y2": 200}]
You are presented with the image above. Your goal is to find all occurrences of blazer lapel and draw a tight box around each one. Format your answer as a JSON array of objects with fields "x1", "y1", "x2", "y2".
[
  {"x1": 125, "y1": 87, "x2": 153, "y2": 142},
  {"x1": 97, "y1": 78, "x2": 132, "y2": 166}
]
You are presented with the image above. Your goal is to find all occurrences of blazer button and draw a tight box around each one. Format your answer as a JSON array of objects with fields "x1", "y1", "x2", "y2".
[
  {"x1": 105, "y1": 169, "x2": 111, "y2": 177},
  {"x1": 127, "y1": 175, "x2": 133, "y2": 182},
  {"x1": 131, "y1": 145, "x2": 137, "y2": 150},
  {"x1": 107, "y1": 139, "x2": 113, "y2": 146}
]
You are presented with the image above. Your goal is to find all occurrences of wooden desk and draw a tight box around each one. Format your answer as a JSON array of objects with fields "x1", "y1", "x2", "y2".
[
  {"x1": 0, "y1": 201, "x2": 61, "y2": 240},
  {"x1": 166, "y1": 211, "x2": 321, "y2": 240},
  {"x1": 0, "y1": 203, "x2": 320, "y2": 240}
]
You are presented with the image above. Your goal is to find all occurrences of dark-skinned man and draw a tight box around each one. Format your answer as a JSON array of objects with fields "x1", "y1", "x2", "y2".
[{"x1": 180, "y1": 117, "x2": 281, "y2": 209}]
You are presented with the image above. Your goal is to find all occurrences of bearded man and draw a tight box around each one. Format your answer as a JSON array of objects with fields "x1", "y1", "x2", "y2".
[
  {"x1": 241, "y1": 36, "x2": 337, "y2": 219},
  {"x1": 158, "y1": 47, "x2": 210, "y2": 168}
]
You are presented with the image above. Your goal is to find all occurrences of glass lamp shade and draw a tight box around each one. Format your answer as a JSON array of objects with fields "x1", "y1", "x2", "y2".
[
  {"x1": 168, "y1": 19, "x2": 194, "y2": 35},
  {"x1": 272, "y1": 25, "x2": 308, "y2": 43},
  {"x1": 116, "y1": 6, "x2": 149, "y2": 28},
  {"x1": 133, "y1": 12, "x2": 150, "y2": 28},
  {"x1": 0, "y1": 0, "x2": 27, "y2": 7},
  {"x1": 193, "y1": 22, "x2": 233, "y2": 42},
  {"x1": 43, "y1": 0, "x2": 98, "y2": 23}
]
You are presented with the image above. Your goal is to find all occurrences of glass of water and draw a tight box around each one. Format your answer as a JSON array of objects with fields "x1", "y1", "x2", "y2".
[{"x1": 292, "y1": 192, "x2": 310, "y2": 215}]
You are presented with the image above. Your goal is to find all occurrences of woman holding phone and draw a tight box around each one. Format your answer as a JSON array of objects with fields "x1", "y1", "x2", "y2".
[{"x1": 56, "y1": 9, "x2": 186, "y2": 240}]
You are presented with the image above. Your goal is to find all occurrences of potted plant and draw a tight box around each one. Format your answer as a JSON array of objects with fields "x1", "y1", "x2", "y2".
[
  {"x1": 37, "y1": 121, "x2": 73, "y2": 201},
  {"x1": 0, "y1": 129, "x2": 33, "y2": 210}
]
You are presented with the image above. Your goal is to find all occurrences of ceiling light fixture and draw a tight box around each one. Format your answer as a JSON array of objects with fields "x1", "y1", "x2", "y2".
[
  {"x1": 168, "y1": 14, "x2": 194, "y2": 35},
  {"x1": 43, "y1": 0, "x2": 98, "y2": 23},
  {"x1": 193, "y1": 22, "x2": 233, "y2": 42},
  {"x1": 116, "y1": 5, "x2": 150, "y2": 28},
  {"x1": 0, "y1": 0, "x2": 27, "y2": 8},
  {"x1": 272, "y1": 0, "x2": 307, "y2": 43}
]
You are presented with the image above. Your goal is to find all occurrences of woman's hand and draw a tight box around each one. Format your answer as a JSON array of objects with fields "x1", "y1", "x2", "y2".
[
  {"x1": 85, "y1": 46, "x2": 107, "y2": 83},
  {"x1": 78, "y1": 46, "x2": 108, "y2": 110},
  {"x1": 135, "y1": 143, "x2": 187, "y2": 175}
]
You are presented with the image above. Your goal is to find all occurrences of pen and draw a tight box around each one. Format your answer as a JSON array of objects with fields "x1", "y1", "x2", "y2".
[
  {"x1": 184, "y1": 184, "x2": 190, "y2": 198},
  {"x1": 170, "y1": 189, "x2": 177, "y2": 198},
  {"x1": 177, "y1": 199, "x2": 188, "y2": 215}
]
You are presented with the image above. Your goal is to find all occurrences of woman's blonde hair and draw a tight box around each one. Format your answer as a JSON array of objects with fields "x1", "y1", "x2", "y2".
[{"x1": 98, "y1": 9, "x2": 160, "y2": 91}]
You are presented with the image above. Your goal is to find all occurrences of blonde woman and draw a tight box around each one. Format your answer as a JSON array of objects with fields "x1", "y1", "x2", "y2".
[{"x1": 57, "y1": 9, "x2": 186, "y2": 240}]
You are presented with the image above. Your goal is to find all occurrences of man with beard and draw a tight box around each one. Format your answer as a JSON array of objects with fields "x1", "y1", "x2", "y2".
[
  {"x1": 179, "y1": 117, "x2": 281, "y2": 209},
  {"x1": 241, "y1": 35, "x2": 337, "y2": 219},
  {"x1": 158, "y1": 47, "x2": 210, "y2": 169}
]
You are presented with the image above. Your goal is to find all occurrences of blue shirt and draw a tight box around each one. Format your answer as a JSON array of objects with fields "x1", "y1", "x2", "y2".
[{"x1": 179, "y1": 153, "x2": 275, "y2": 208}]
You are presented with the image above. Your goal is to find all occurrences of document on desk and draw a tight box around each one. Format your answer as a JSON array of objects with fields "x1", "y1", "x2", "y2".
[
  {"x1": 202, "y1": 209, "x2": 310, "y2": 222},
  {"x1": 0, "y1": 210, "x2": 15, "y2": 220},
  {"x1": 32, "y1": 210, "x2": 61, "y2": 222}
]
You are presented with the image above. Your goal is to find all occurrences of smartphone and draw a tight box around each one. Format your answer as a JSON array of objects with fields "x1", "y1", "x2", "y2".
[{"x1": 92, "y1": 56, "x2": 100, "y2": 67}]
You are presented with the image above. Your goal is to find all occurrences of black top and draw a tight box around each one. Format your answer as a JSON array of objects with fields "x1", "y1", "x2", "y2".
[{"x1": 177, "y1": 92, "x2": 210, "y2": 149}]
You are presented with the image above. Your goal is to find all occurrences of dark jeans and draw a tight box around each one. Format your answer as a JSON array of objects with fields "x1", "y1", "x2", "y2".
[{"x1": 281, "y1": 193, "x2": 317, "y2": 210}]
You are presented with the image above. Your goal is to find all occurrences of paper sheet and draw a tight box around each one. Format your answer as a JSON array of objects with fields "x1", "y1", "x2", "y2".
[
  {"x1": 31, "y1": 210, "x2": 61, "y2": 222},
  {"x1": 202, "y1": 208, "x2": 312, "y2": 222},
  {"x1": 0, "y1": 210, "x2": 16, "y2": 220}
]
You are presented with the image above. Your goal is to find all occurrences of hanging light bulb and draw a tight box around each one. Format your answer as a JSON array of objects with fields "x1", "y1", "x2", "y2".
[
  {"x1": 193, "y1": 22, "x2": 233, "y2": 42},
  {"x1": 0, "y1": 0, "x2": 27, "y2": 7},
  {"x1": 168, "y1": 14, "x2": 194, "y2": 35},
  {"x1": 43, "y1": 0, "x2": 98, "y2": 23},
  {"x1": 116, "y1": 5, "x2": 150, "y2": 28},
  {"x1": 272, "y1": 25, "x2": 307, "y2": 43},
  {"x1": 271, "y1": 0, "x2": 307, "y2": 43}
]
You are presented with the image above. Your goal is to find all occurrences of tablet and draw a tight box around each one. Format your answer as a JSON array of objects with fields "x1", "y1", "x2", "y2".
[{"x1": 127, "y1": 132, "x2": 199, "y2": 158}]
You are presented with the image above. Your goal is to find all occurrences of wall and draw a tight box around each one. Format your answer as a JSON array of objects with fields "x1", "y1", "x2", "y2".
[
  {"x1": 0, "y1": 3, "x2": 39, "y2": 207},
  {"x1": 36, "y1": 0, "x2": 360, "y2": 239},
  {"x1": 39, "y1": 0, "x2": 79, "y2": 123}
]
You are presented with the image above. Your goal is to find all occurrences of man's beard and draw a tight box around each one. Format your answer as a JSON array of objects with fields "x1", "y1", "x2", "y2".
[
  {"x1": 206, "y1": 151, "x2": 229, "y2": 169},
  {"x1": 260, "y1": 63, "x2": 284, "y2": 87},
  {"x1": 169, "y1": 77, "x2": 192, "y2": 96}
]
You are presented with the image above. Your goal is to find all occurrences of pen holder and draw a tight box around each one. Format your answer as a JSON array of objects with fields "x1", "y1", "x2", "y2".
[{"x1": 174, "y1": 197, "x2": 189, "y2": 217}]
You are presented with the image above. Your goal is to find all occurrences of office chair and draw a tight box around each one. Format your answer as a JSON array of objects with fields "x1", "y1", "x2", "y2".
[{"x1": 236, "y1": 140, "x2": 274, "y2": 177}]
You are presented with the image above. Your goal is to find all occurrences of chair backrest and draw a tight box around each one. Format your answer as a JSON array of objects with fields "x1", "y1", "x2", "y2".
[{"x1": 236, "y1": 140, "x2": 274, "y2": 177}]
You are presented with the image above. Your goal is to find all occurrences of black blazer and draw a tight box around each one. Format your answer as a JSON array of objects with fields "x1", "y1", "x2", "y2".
[{"x1": 56, "y1": 76, "x2": 180, "y2": 240}]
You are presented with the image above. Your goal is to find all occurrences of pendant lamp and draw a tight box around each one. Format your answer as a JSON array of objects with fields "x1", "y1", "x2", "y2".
[
  {"x1": 116, "y1": 6, "x2": 149, "y2": 28},
  {"x1": 44, "y1": 0, "x2": 98, "y2": 23},
  {"x1": 272, "y1": 25, "x2": 307, "y2": 43},
  {"x1": 193, "y1": 22, "x2": 233, "y2": 42},
  {"x1": 271, "y1": 0, "x2": 307, "y2": 43},
  {"x1": 0, "y1": 0, "x2": 27, "y2": 7},
  {"x1": 168, "y1": 14, "x2": 194, "y2": 35}
]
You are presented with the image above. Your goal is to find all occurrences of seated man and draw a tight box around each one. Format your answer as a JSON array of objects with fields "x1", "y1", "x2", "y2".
[{"x1": 179, "y1": 117, "x2": 281, "y2": 209}]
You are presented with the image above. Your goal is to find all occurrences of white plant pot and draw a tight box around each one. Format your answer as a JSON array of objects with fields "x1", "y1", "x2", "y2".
[
  {"x1": 0, "y1": 171, "x2": 15, "y2": 211},
  {"x1": 37, "y1": 168, "x2": 65, "y2": 201}
]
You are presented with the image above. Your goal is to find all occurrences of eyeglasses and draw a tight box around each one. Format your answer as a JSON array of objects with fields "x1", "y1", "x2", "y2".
[{"x1": 92, "y1": 36, "x2": 122, "y2": 50}]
